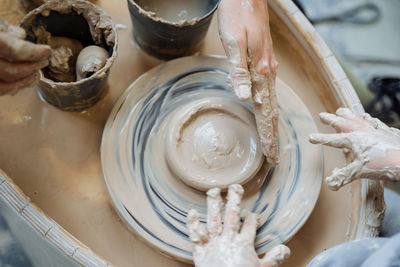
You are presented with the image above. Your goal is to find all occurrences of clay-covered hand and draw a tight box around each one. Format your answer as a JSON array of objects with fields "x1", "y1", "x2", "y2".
[
  {"x1": 217, "y1": 0, "x2": 276, "y2": 101},
  {"x1": 218, "y1": 0, "x2": 279, "y2": 165},
  {"x1": 187, "y1": 184, "x2": 290, "y2": 267},
  {"x1": 310, "y1": 108, "x2": 400, "y2": 190},
  {"x1": 0, "y1": 17, "x2": 51, "y2": 95}
]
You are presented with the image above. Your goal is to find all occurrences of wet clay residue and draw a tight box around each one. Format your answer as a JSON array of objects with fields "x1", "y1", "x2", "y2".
[
  {"x1": 21, "y1": 0, "x2": 116, "y2": 84},
  {"x1": 220, "y1": 31, "x2": 280, "y2": 165},
  {"x1": 248, "y1": 53, "x2": 280, "y2": 166},
  {"x1": 134, "y1": 0, "x2": 214, "y2": 26},
  {"x1": 35, "y1": 28, "x2": 84, "y2": 82},
  {"x1": 164, "y1": 97, "x2": 264, "y2": 191},
  {"x1": 75, "y1": 45, "x2": 109, "y2": 81},
  {"x1": 31, "y1": 0, "x2": 115, "y2": 47}
]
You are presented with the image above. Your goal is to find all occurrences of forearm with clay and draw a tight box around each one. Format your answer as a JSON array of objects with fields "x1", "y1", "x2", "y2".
[
  {"x1": 310, "y1": 108, "x2": 400, "y2": 190},
  {"x1": 218, "y1": 0, "x2": 279, "y2": 165}
]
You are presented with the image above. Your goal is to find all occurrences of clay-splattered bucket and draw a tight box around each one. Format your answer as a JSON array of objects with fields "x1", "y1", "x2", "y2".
[
  {"x1": 20, "y1": 0, "x2": 118, "y2": 112},
  {"x1": 127, "y1": 0, "x2": 219, "y2": 60}
]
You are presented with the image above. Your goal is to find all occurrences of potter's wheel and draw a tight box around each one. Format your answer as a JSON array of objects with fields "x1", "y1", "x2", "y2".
[{"x1": 101, "y1": 56, "x2": 323, "y2": 262}]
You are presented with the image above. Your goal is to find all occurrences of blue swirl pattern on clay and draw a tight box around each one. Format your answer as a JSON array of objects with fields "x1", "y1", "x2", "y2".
[{"x1": 101, "y1": 56, "x2": 323, "y2": 262}]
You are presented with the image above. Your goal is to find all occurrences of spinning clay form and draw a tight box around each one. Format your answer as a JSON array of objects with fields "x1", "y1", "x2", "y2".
[{"x1": 101, "y1": 56, "x2": 323, "y2": 262}]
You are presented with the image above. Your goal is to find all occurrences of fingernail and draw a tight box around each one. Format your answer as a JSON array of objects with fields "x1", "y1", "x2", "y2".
[
  {"x1": 326, "y1": 176, "x2": 341, "y2": 191},
  {"x1": 187, "y1": 209, "x2": 198, "y2": 221},
  {"x1": 309, "y1": 134, "x2": 317, "y2": 142},
  {"x1": 228, "y1": 184, "x2": 244, "y2": 198},
  {"x1": 319, "y1": 112, "x2": 329, "y2": 117},
  {"x1": 207, "y1": 187, "x2": 221, "y2": 198},
  {"x1": 238, "y1": 84, "x2": 251, "y2": 101},
  {"x1": 39, "y1": 45, "x2": 52, "y2": 58}
]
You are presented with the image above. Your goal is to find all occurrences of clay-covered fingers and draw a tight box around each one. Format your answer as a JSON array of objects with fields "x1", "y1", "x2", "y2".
[
  {"x1": 325, "y1": 108, "x2": 372, "y2": 132},
  {"x1": 217, "y1": 0, "x2": 252, "y2": 101},
  {"x1": 246, "y1": 20, "x2": 279, "y2": 164},
  {"x1": 325, "y1": 161, "x2": 363, "y2": 191},
  {"x1": 239, "y1": 212, "x2": 258, "y2": 243},
  {"x1": 187, "y1": 209, "x2": 208, "y2": 245},
  {"x1": 335, "y1": 107, "x2": 356, "y2": 119},
  {"x1": 268, "y1": 55, "x2": 277, "y2": 80},
  {"x1": 320, "y1": 109, "x2": 364, "y2": 133},
  {"x1": 361, "y1": 112, "x2": 391, "y2": 131},
  {"x1": 309, "y1": 133, "x2": 354, "y2": 150},
  {"x1": 247, "y1": 29, "x2": 276, "y2": 81},
  {"x1": 0, "y1": 18, "x2": 26, "y2": 39},
  {"x1": 0, "y1": 33, "x2": 51, "y2": 62},
  {"x1": 0, "y1": 59, "x2": 48, "y2": 83},
  {"x1": 249, "y1": 50, "x2": 276, "y2": 82},
  {"x1": 222, "y1": 184, "x2": 244, "y2": 236},
  {"x1": 325, "y1": 160, "x2": 400, "y2": 190},
  {"x1": 206, "y1": 188, "x2": 223, "y2": 237},
  {"x1": 355, "y1": 164, "x2": 400, "y2": 183},
  {"x1": 220, "y1": 31, "x2": 252, "y2": 102},
  {"x1": 0, "y1": 72, "x2": 39, "y2": 96},
  {"x1": 261, "y1": 245, "x2": 291, "y2": 267},
  {"x1": 245, "y1": 0, "x2": 275, "y2": 79},
  {"x1": 361, "y1": 111, "x2": 400, "y2": 137},
  {"x1": 0, "y1": 29, "x2": 50, "y2": 95},
  {"x1": 319, "y1": 112, "x2": 347, "y2": 132}
]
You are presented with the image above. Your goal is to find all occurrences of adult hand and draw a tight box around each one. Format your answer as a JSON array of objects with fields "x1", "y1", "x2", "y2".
[
  {"x1": 0, "y1": 17, "x2": 51, "y2": 95},
  {"x1": 218, "y1": 0, "x2": 276, "y2": 101},
  {"x1": 218, "y1": 0, "x2": 279, "y2": 165},
  {"x1": 310, "y1": 108, "x2": 400, "y2": 190},
  {"x1": 187, "y1": 184, "x2": 290, "y2": 267}
]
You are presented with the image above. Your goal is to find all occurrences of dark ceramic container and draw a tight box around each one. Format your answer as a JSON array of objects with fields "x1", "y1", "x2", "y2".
[
  {"x1": 20, "y1": 0, "x2": 117, "y2": 112},
  {"x1": 127, "y1": 0, "x2": 219, "y2": 60}
]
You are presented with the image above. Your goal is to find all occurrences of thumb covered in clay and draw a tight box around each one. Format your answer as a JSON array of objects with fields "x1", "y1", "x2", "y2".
[
  {"x1": 0, "y1": 17, "x2": 51, "y2": 62},
  {"x1": 0, "y1": 17, "x2": 25, "y2": 39},
  {"x1": 0, "y1": 17, "x2": 51, "y2": 95}
]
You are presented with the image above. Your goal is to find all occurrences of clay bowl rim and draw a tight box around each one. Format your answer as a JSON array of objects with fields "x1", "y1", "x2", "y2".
[{"x1": 127, "y1": 0, "x2": 220, "y2": 26}]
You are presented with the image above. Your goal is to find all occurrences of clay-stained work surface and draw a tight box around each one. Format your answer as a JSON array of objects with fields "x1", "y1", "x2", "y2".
[
  {"x1": 0, "y1": 0, "x2": 353, "y2": 266},
  {"x1": 101, "y1": 55, "x2": 323, "y2": 262}
]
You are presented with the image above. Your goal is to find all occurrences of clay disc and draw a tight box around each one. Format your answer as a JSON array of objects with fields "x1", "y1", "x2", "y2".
[
  {"x1": 164, "y1": 96, "x2": 264, "y2": 191},
  {"x1": 101, "y1": 56, "x2": 323, "y2": 262}
]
